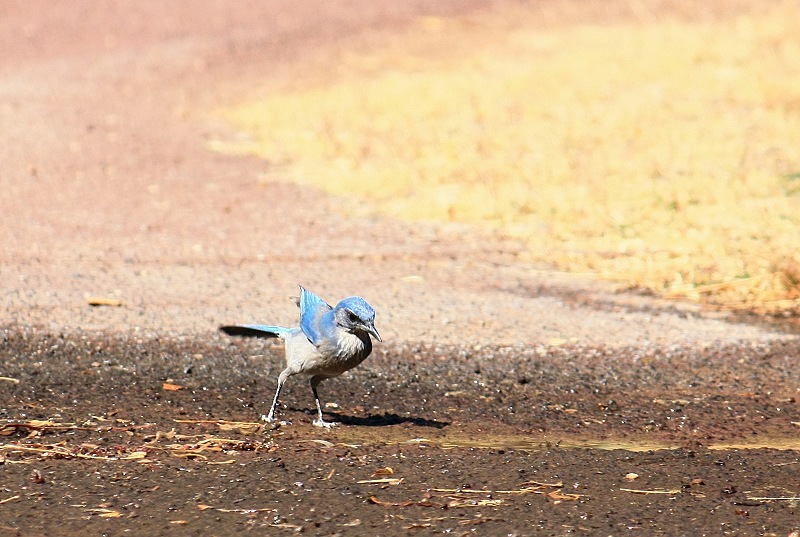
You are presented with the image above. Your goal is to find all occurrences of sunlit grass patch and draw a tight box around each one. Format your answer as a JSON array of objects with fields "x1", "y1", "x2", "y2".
[{"x1": 212, "y1": 4, "x2": 800, "y2": 314}]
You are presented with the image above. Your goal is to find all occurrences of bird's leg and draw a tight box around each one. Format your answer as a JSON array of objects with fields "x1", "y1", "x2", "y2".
[
  {"x1": 310, "y1": 375, "x2": 336, "y2": 428},
  {"x1": 263, "y1": 368, "x2": 291, "y2": 422}
]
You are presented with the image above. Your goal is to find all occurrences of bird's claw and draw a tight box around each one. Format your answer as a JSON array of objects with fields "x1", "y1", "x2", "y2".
[
  {"x1": 262, "y1": 414, "x2": 289, "y2": 427},
  {"x1": 312, "y1": 419, "x2": 338, "y2": 429}
]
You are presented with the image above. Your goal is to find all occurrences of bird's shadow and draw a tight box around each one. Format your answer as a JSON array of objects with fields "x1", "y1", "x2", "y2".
[{"x1": 303, "y1": 410, "x2": 449, "y2": 429}]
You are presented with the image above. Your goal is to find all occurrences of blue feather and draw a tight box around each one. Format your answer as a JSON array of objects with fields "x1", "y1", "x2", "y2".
[
  {"x1": 298, "y1": 285, "x2": 333, "y2": 346},
  {"x1": 219, "y1": 324, "x2": 290, "y2": 338}
]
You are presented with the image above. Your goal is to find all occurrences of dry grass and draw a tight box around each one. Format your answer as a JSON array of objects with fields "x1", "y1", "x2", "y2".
[{"x1": 212, "y1": 2, "x2": 800, "y2": 314}]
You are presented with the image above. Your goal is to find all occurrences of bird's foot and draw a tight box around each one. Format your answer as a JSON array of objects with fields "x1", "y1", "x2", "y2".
[
  {"x1": 262, "y1": 414, "x2": 290, "y2": 426},
  {"x1": 312, "y1": 418, "x2": 338, "y2": 429}
]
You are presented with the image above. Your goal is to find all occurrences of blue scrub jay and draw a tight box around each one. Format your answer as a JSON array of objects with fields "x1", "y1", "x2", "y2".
[{"x1": 220, "y1": 286, "x2": 381, "y2": 428}]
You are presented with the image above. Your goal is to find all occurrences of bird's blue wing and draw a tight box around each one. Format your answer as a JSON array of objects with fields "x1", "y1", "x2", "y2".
[{"x1": 298, "y1": 286, "x2": 332, "y2": 346}]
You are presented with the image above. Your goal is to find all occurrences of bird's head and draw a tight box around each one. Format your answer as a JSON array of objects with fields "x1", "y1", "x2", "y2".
[{"x1": 334, "y1": 296, "x2": 381, "y2": 342}]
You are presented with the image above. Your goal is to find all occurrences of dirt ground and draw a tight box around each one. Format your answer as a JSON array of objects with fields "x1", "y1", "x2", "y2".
[{"x1": 2, "y1": 1, "x2": 800, "y2": 536}]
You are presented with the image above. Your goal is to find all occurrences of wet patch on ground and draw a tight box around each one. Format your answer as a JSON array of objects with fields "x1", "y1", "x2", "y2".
[{"x1": 1, "y1": 327, "x2": 799, "y2": 535}]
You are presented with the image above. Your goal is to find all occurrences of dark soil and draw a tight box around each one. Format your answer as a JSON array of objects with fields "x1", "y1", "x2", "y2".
[{"x1": 1, "y1": 328, "x2": 799, "y2": 536}]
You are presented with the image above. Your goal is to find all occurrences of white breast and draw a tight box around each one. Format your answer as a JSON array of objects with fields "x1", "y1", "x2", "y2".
[{"x1": 335, "y1": 331, "x2": 367, "y2": 357}]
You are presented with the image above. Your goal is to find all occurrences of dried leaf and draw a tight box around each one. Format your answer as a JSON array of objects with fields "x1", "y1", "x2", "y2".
[
  {"x1": 547, "y1": 490, "x2": 581, "y2": 501},
  {"x1": 25, "y1": 420, "x2": 60, "y2": 428},
  {"x1": 368, "y1": 496, "x2": 414, "y2": 507},
  {"x1": 87, "y1": 296, "x2": 122, "y2": 307},
  {"x1": 162, "y1": 383, "x2": 184, "y2": 391},
  {"x1": 372, "y1": 467, "x2": 394, "y2": 476}
]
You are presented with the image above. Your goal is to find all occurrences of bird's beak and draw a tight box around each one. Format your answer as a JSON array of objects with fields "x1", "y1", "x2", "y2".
[{"x1": 367, "y1": 323, "x2": 382, "y2": 342}]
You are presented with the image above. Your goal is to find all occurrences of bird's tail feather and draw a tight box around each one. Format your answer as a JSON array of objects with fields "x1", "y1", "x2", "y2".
[{"x1": 220, "y1": 324, "x2": 290, "y2": 339}]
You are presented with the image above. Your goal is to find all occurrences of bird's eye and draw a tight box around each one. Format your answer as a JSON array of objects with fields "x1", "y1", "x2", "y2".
[{"x1": 347, "y1": 311, "x2": 358, "y2": 322}]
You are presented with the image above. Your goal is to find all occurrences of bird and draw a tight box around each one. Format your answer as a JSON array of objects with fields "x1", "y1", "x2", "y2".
[{"x1": 220, "y1": 285, "x2": 381, "y2": 428}]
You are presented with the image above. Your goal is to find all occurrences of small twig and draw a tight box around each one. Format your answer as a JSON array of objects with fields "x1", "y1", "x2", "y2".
[
  {"x1": 0, "y1": 420, "x2": 150, "y2": 433},
  {"x1": 0, "y1": 495, "x2": 20, "y2": 505},
  {"x1": 431, "y1": 483, "x2": 563, "y2": 495},
  {"x1": 0, "y1": 377, "x2": 20, "y2": 384},
  {"x1": 297, "y1": 439, "x2": 335, "y2": 448},
  {"x1": 0, "y1": 442, "x2": 149, "y2": 461},
  {"x1": 357, "y1": 478, "x2": 404, "y2": 485},
  {"x1": 520, "y1": 480, "x2": 565, "y2": 488},
  {"x1": 431, "y1": 488, "x2": 496, "y2": 494},
  {"x1": 0, "y1": 421, "x2": 76, "y2": 431},
  {"x1": 620, "y1": 488, "x2": 681, "y2": 495}
]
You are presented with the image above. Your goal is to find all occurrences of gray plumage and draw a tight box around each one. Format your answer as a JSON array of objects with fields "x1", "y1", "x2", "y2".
[{"x1": 220, "y1": 286, "x2": 381, "y2": 427}]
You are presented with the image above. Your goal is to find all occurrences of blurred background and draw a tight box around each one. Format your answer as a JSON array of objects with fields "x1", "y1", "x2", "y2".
[
  {"x1": 212, "y1": 0, "x2": 800, "y2": 315},
  {"x1": 2, "y1": 0, "x2": 799, "y2": 342}
]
